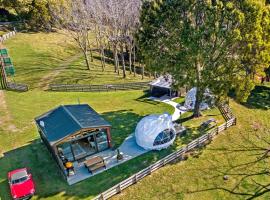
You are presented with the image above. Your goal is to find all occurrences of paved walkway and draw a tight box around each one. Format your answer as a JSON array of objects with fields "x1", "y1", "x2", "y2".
[
  {"x1": 149, "y1": 95, "x2": 186, "y2": 121},
  {"x1": 67, "y1": 134, "x2": 148, "y2": 185}
]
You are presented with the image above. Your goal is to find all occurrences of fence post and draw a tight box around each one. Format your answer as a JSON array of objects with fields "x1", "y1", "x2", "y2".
[
  {"x1": 117, "y1": 184, "x2": 122, "y2": 193},
  {"x1": 134, "y1": 174, "x2": 138, "y2": 183},
  {"x1": 197, "y1": 138, "x2": 200, "y2": 147},
  {"x1": 100, "y1": 193, "x2": 104, "y2": 200},
  {"x1": 207, "y1": 133, "x2": 212, "y2": 141}
]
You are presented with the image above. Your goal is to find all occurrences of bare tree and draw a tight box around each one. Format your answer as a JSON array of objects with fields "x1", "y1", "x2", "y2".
[
  {"x1": 50, "y1": 0, "x2": 92, "y2": 70},
  {"x1": 86, "y1": 0, "x2": 142, "y2": 77}
]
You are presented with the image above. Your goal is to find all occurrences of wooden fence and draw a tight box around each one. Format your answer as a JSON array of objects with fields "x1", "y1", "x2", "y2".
[
  {"x1": 7, "y1": 82, "x2": 29, "y2": 92},
  {"x1": 0, "y1": 31, "x2": 16, "y2": 43},
  {"x1": 93, "y1": 104, "x2": 236, "y2": 200},
  {"x1": 49, "y1": 82, "x2": 150, "y2": 92}
]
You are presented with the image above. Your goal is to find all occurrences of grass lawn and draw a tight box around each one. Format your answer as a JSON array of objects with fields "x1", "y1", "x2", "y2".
[
  {"x1": 4, "y1": 32, "x2": 152, "y2": 90},
  {"x1": 0, "y1": 88, "x2": 226, "y2": 200},
  {"x1": 111, "y1": 85, "x2": 270, "y2": 200},
  {"x1": 2, "y1": 31, "x2": 269, "y2": 200},
  {"x1": 0, "y1": 90, "x2": 175, "y2": 200},
  {"x1": 173, "y1": 97, "x2": 185, "y2": 104}
]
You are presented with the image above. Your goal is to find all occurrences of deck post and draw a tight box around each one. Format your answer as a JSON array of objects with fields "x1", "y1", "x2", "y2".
[{"x1": 106, "y1": 127, "x2": 112, "y2": 148}]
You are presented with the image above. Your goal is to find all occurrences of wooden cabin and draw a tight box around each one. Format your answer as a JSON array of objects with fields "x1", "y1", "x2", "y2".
[{"x1": 35, "y1": 104, "x2": 112, "y2": 175}]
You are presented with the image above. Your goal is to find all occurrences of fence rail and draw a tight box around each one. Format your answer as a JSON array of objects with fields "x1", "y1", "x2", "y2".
[
  {"x1": 49, "y1": 82, "x2": 150, "y2": 92},
  {"x1": 0, "y1": 31, "x2": 16, "y2": 43},
  {"x1": 7, "y1": 82, "x2": 29, "y2": 92},
  {"x1": 94, "y1": 114, "x2": 237, "y2": 200}
]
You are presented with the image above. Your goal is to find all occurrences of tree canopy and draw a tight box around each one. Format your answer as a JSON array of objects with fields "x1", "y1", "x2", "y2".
[{"x1": 137, "y1": 0, "x2": 270, "y2": 116}]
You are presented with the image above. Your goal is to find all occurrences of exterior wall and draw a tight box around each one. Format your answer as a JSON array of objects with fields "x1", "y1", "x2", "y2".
[
  {"x1": 37, "y1": 127, "x2": 66, "y2": 179},
  {"x1": 36, "y1": 125, "x2": 113, "y2": 178}
]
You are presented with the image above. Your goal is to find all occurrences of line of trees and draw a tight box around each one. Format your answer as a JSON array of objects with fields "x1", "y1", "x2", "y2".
[
  {"x1": 1, "y1": 0, "x2": 269, "y2": 111},
  {"x1": 49, "y1": 0, "x2": 144, "y2": 79}
]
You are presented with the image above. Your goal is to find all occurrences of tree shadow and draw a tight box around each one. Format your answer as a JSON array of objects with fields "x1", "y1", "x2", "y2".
[
  {"x1": 188, "y1": 129, "x2": 270, "y2": 200},
  {"x1": 244, "y1": 85, "x2": 270, "y2": 110},
  {"x1": 0, "y1": 109, "x2": 176, "y2": 200},
  {"x1": 135, "y1": 93, "x2": 160, "y2": 105}
]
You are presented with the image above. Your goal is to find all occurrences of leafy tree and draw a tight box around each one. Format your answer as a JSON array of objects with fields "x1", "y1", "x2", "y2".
[
  {"x1": 0, "y1": 0, "x2": 52, "y2": 31},
  {"x1": 138, "y1": 0, "x2": 270, "y2": 117},
  {"x1": 138, "y1": 0, "x2": 243, "y2": 117},
  {"x1": 234, "y1": 0, "x2": 270, "y2": 102}
]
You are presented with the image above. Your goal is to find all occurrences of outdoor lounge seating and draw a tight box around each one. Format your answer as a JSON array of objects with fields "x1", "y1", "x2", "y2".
[
  {"x1": 84, "y1": 156, "x2": 106, "y2": 174},
  {"x1": 0, "y1": 49, "x2": 8, "y2": 57},
  {"x1": 3, "y1": 57, "x2": 12, "y2": 66},
  {"x1": 200, "y1": 118, "x2": 217, "y2": 130}
]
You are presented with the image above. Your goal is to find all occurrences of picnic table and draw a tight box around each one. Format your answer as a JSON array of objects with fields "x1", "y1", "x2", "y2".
[{"x1": 84, "y1": 156, "x2": 106, "y2": 174}]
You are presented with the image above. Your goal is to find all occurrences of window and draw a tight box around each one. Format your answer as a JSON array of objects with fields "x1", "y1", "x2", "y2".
[{"x1": 153, "y1": 129, "x2": 175, "y2": 146}]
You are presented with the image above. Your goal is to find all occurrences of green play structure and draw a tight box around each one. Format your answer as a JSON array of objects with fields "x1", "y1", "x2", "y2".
[{"x1": 0, "y1": 48, "x2": 16, "y2": 77}]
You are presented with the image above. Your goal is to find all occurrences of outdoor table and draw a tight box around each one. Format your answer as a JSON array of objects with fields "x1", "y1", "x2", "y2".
[{"x1": 84, "y1": 156, "x2": 106, "y2": 174}]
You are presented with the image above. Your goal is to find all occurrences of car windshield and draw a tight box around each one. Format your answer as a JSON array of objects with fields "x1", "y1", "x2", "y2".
[
  {"x1": 11, "y1": 176, "x2": 28, "y2": 184},
  {"x1": 11, "y1": 170, "x2": 29, "y2": 184}
]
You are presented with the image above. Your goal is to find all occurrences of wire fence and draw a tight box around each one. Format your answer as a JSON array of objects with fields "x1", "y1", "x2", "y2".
[
  {"x1": 49, "y1": 82, "x2": 150, "y2": 92},
  {"x1": 93, "y1": 103, "x2": 236, "y2": 200}
]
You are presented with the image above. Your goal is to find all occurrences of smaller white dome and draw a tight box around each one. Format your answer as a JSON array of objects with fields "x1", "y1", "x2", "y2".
[
  {"x1": 135, "y1": 113, "x2": 176, "y2": 150},
  {"x1": 184, "y1": 87, "x2": 212, "y2": 110}
]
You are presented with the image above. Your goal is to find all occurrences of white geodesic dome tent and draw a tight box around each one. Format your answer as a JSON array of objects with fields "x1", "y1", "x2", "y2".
[
  {"x1": 135, "y1": 113, "x2": 176, "y2": 150},
  {"x1": 184, "y1": 87, "x2": 212, "y2": 110}
]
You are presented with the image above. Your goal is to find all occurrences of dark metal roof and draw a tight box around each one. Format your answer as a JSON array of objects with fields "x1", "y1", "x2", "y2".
[
  {"x1": 149, "y1": 75, "x2": 172, "y2": 89},
  {"x1": 35, "y1": 104, "x2": 111, "y2": 145}
]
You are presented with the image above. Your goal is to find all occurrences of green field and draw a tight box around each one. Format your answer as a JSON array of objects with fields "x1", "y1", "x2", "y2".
[
  {"x1": 0, "y1": 89, "x2": 225, "y2": 200},
  {"x1": 1, "y1": 31, "x2": 269, "y2": 200},
  {"x1": 4, "y1": 32, "x2": 152, "y2": 90},
  {"x1": 112, "y1": 86, "x2": 270, "y2": 200}
]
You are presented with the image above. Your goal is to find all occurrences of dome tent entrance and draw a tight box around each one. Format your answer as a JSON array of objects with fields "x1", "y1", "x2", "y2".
[{"x1": 135, "y1": 113, "x2": 176, "y2": 150}]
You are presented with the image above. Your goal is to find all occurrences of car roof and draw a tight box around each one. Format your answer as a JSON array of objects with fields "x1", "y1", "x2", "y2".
[{"x1": 10, "y1": 169, "x2": 28, "y2": 181}]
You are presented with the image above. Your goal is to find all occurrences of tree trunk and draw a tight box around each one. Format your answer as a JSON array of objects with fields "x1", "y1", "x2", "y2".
[
  {"x1": 100, "y1": 46, "x2": 105, "y2": 72},
  {"x1": 140, "y1": 62, "x2": 144, "y2": 80},
  {"x1": 86, "y1": 35, "x2": 94, "y2": 62},
  {"x1": 193, "y1": 87, "x2": 203, "y2": 118},
  {"x1": 133, "y1": 46, "x2": 136, "y2": 77},
  {"x1": 129, "y1": 44, "x2": 132, "y2": 74},
  {"x1": 89, "y1": 47, "x2": 94, "y2": 62},
  {"x1": 83, "y1": 50, "x2": 91, "y2": 70},
  {"x1": 113, "y1": 46, "x2": 120, "y2": 75},
  {"x1": 120, "y1": 45, "x2": 126, "y2": 78},
  {"x1": 193, "y1": 61, "x2": 203, "y2": 117}
]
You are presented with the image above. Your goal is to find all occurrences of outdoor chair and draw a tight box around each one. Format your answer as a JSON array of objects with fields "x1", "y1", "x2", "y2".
[
  {"x1": 0, "y1": 49, "x2": 8, "y2": 57},
  {"x1": 3, "y1": 57, "x2": 12, "y2": 66}
]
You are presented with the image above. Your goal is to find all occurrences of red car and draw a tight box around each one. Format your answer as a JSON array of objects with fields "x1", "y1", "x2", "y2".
[{"x1": 8, "y1": 168, "x2": 35, "y2": 200}]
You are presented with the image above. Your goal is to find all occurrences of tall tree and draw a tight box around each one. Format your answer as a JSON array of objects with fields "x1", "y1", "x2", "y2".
[
  {"x1": 138, "y1": 0, "x2": 243, "y2": 117},
  {"x1": 234, "y1": 0, "x2": 270, "y2": 101}
]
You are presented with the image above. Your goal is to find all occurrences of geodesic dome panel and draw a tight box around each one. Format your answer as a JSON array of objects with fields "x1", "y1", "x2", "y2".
[
  {"x1": 184, "y1": 87, "x2": 213, "y2": 110},
  {"x1": 135, "y1": 113, "x2": 176, "y2": 150}
]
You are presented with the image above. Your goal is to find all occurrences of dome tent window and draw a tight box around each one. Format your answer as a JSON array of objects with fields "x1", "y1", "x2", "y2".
[
  {"x1": 135, "y1": 113, "x2": 176, "y2": 150},
  {"x1": 153, "y1": 129, "x2": 174, "y2": 146}
]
